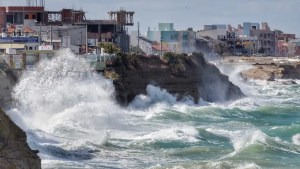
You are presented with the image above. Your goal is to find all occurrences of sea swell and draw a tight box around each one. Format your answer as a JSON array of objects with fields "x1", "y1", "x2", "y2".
[{"x1": 5, "y1": 50, "x2": 300, "y2": 168}]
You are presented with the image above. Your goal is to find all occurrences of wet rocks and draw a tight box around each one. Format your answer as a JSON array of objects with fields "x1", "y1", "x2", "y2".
[
  {"x1": 0, "y1": 109, "x2": 41, "y2": 169},
  {"x1": 110, "y1": 53, "x2": 245, "y2": 105}
]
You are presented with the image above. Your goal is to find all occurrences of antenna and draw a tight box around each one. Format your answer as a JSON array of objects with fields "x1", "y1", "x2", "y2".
[{"x1": 137, "y1": 21, "x2": 140, "y2": 54}]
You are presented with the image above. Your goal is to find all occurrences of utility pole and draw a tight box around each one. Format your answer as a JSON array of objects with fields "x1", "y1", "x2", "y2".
[
  {"x1": 39, "y1": 21, "x2": 41, "y2": 45},
  {"x1": 80, "y1": 30, "x2": 82, "y2": 47},
  {"x1": 160, "y1": 37, "x2": 163, "y2": 58},
  {"x1": 50, "y1": 25, "x2": 53, "y2": 45},
  {"x1": 85, "y1": 24, "x2": 88, "y2": 54},
  {"x1": 137, "y1": 21, "x2": 140, "y2": 54}
]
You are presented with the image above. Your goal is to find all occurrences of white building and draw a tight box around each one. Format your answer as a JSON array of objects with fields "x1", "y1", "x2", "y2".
[
  {"x1": 138, "y1": 36, "x2": 153, "y2": 55},
  {"x1": 130, "y1": 31, "x2": 139, "y2": 47},
  {"x1": 196, "y1": 27, "x2": 227, "y2": 40}
]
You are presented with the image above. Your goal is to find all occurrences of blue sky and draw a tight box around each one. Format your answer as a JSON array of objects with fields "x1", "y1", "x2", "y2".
[{"x1": 2, "y1": 0, "x2": 299, "y2": 37}]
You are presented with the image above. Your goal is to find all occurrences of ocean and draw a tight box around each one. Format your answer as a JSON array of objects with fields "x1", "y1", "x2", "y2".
[{"x1": 7, "y1": 50, "x2": 300, "y2": 169}]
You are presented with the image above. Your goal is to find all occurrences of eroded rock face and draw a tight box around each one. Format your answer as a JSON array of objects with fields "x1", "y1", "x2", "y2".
[
  {"x1": 0, "y1": 61, "x2": 18, "y2": 108},
  {"x1": 0, "y1": 61, "x2": 41, "y2": 169},
  {"x1": 0, "y1": 109, "x2": 41, "y2": 169},
  {"x1": 111, "y1": 53, "x2": 245, "y2": 105}
]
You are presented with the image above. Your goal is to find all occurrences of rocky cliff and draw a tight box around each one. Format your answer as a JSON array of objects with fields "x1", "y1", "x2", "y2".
[
  {"x1": 0, "y1": 60, "x2": 18, "y2": 108},
  {"x1": 0, "y1": 60, "x2": 41, "y2": 169},
  {"x1": 0, "y1": 109, "x2": 41, "y2": 169},
  {"x1": 109, "y1": 53, "x2": 245, "y2": 105}
]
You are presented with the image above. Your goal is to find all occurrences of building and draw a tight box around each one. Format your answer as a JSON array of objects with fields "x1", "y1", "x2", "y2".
[
  {"x1": 294, "y1": 39, "x2": 300, "y2": 56},
  {"x1": 147, "y1": 23, "x2": 195, "y2": 54},
  {"x1": 238, "y1": 36, "x2": 261, "y2": 56},
  {"x1": 138, "y1": 36, "x2": 153, "y2": 55},
  {"x1": 243, "y1": 22, "x2": 260, "y2": 37},
  {"x1": 178, "y1": 29, "x2": 195, "y2": 54},
  {"x1": 196, "y1": 24, "x2": 227, "y2": 40},
  {"x1": 159, "y1": 23, "x2": 175, "y2": 31},
  {"x1": 274, "y1": 31, "x2": 296, "y2": 57},
  {"x1": 0, "y1": 5, "x2": 135, "y2": 53},
  {"x1": 251, "y1": 29, "x2": 275, "y2": 56},
  {"x1": 195, "y1": 36, "x2": 214, "y2": 54},
  {"x1": 204, "y1": 24, "x2": 226, "y2": 31},
  {"x1": 152, "y1": 43, "x2": 170, "y2": 56},
  {"x1": 130, "y1": 30, "x2": 139, "y2": 47},
  {"x1": 0, "y1": 6, "x2": 45, "y2": 28}
]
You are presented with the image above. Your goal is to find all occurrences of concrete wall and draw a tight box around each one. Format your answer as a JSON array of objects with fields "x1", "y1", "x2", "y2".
[{"x1": 130, "y1": 31, "x2": 138, "y2": 47}]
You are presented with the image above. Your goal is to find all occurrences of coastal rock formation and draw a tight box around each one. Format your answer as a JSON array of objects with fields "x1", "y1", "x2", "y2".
[
  {"x1": 240, "y1": 63, "x2": 300, "y2": 81},
  {"x1": 240, "y1": 64, "x2": 284, "y2": 81},
  {"x1": 0, "y1": 109, "x2": 41, "y2": 169},
  {"x1": 0, "y1": 61, "x2": 41, "y2": 169},
  {"x1": 0, "y1": 60, "x2": 18, "y2": 108},
  {"x1": 110, "y1": 53, "x2": 245, "y2": 105},
  {"x1": 280, "y1": 64, "x2": 300, "y2": 79}
]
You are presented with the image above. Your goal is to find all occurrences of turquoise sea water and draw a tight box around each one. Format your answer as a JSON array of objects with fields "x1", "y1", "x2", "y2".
[{"x1": 7, "y1": 51, "x2": 300, "y2": 168}]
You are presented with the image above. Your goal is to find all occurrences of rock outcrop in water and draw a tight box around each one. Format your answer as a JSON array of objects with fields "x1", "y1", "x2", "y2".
[
  {"x1": 107, "y1": 53, "x2": 245, "y2": 105},
  {"x1": 240, "y1": 63, "x2": 300, "y2": 81},
  {"x1": 280, "y1": 64, "x2": 300, "y2": 79},
  {"x1": 0, "y1": 109, "x2": 41, "y2": 169}
]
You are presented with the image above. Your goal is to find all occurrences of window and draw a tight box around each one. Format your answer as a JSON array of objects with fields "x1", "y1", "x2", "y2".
[
  {"x1": 32, "y1": 15, "x2": 36, "y2": 19},
  {"x1": 25, "y1": 15, "x2": 29, "y2": 19}
]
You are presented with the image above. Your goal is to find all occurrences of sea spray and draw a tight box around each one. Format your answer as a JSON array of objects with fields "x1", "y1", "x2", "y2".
[
  {"x1": 11, "y1": 50, "x2": 123, "y2": 145},
  {"x1": 5, "y1": 49, "x2": 300, "y2": 168}
]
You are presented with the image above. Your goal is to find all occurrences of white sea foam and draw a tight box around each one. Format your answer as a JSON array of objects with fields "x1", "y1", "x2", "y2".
[
  {"x1": 7, "y1": 49, "x2": 300, "y2": 168},
  {"x1": 134, "y1": 126, "x2": 200, "y2": 142},
  {"x1": 128, "y1": 85, "x2": 198, "y2": 120},
  {"x1": 10, "y1": 50, "x2": 123, "y2": 144},
  {"x1": 292, "y1": 134, "x2": 300, "y2": 145},
  {"x1": 206, "y1": 128, "x2": 267, "y2": 152},
  {"x1": 129, "y1": 85, "x2": 177, "y2": 109}
]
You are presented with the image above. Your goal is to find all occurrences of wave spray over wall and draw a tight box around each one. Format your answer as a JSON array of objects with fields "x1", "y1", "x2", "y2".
[{"x1": 7, "y1": 50, "x2": 300, "y2": 168}]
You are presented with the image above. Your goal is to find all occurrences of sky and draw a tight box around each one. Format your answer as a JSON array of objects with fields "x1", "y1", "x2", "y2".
[{"x1": 1, "y1": 0, "x2": 299, "y2": 37}]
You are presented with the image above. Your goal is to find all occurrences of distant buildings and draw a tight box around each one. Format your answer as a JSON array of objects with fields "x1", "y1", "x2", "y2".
[
  {"x1": 130, "y1": 22, "x2": 299, "y2": 57},
  {"x1": 243, "y1": 22, "x2": 260, "y2": 37},
  {"x1": 225, "y1": 22, "x2": 297, "y2": 56},
  {"x1": 0, "y1": 4, "x2": 135, "y2": 70},
  {"x1": 130, "y1": 23, "x2": 195, "y2": 55},
  {"x1": 0, "y1": 5, "x2": 134, "y2": 54},
  {"x1": 196, "y1": 24, "x2": 227, "y2": 40}
]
